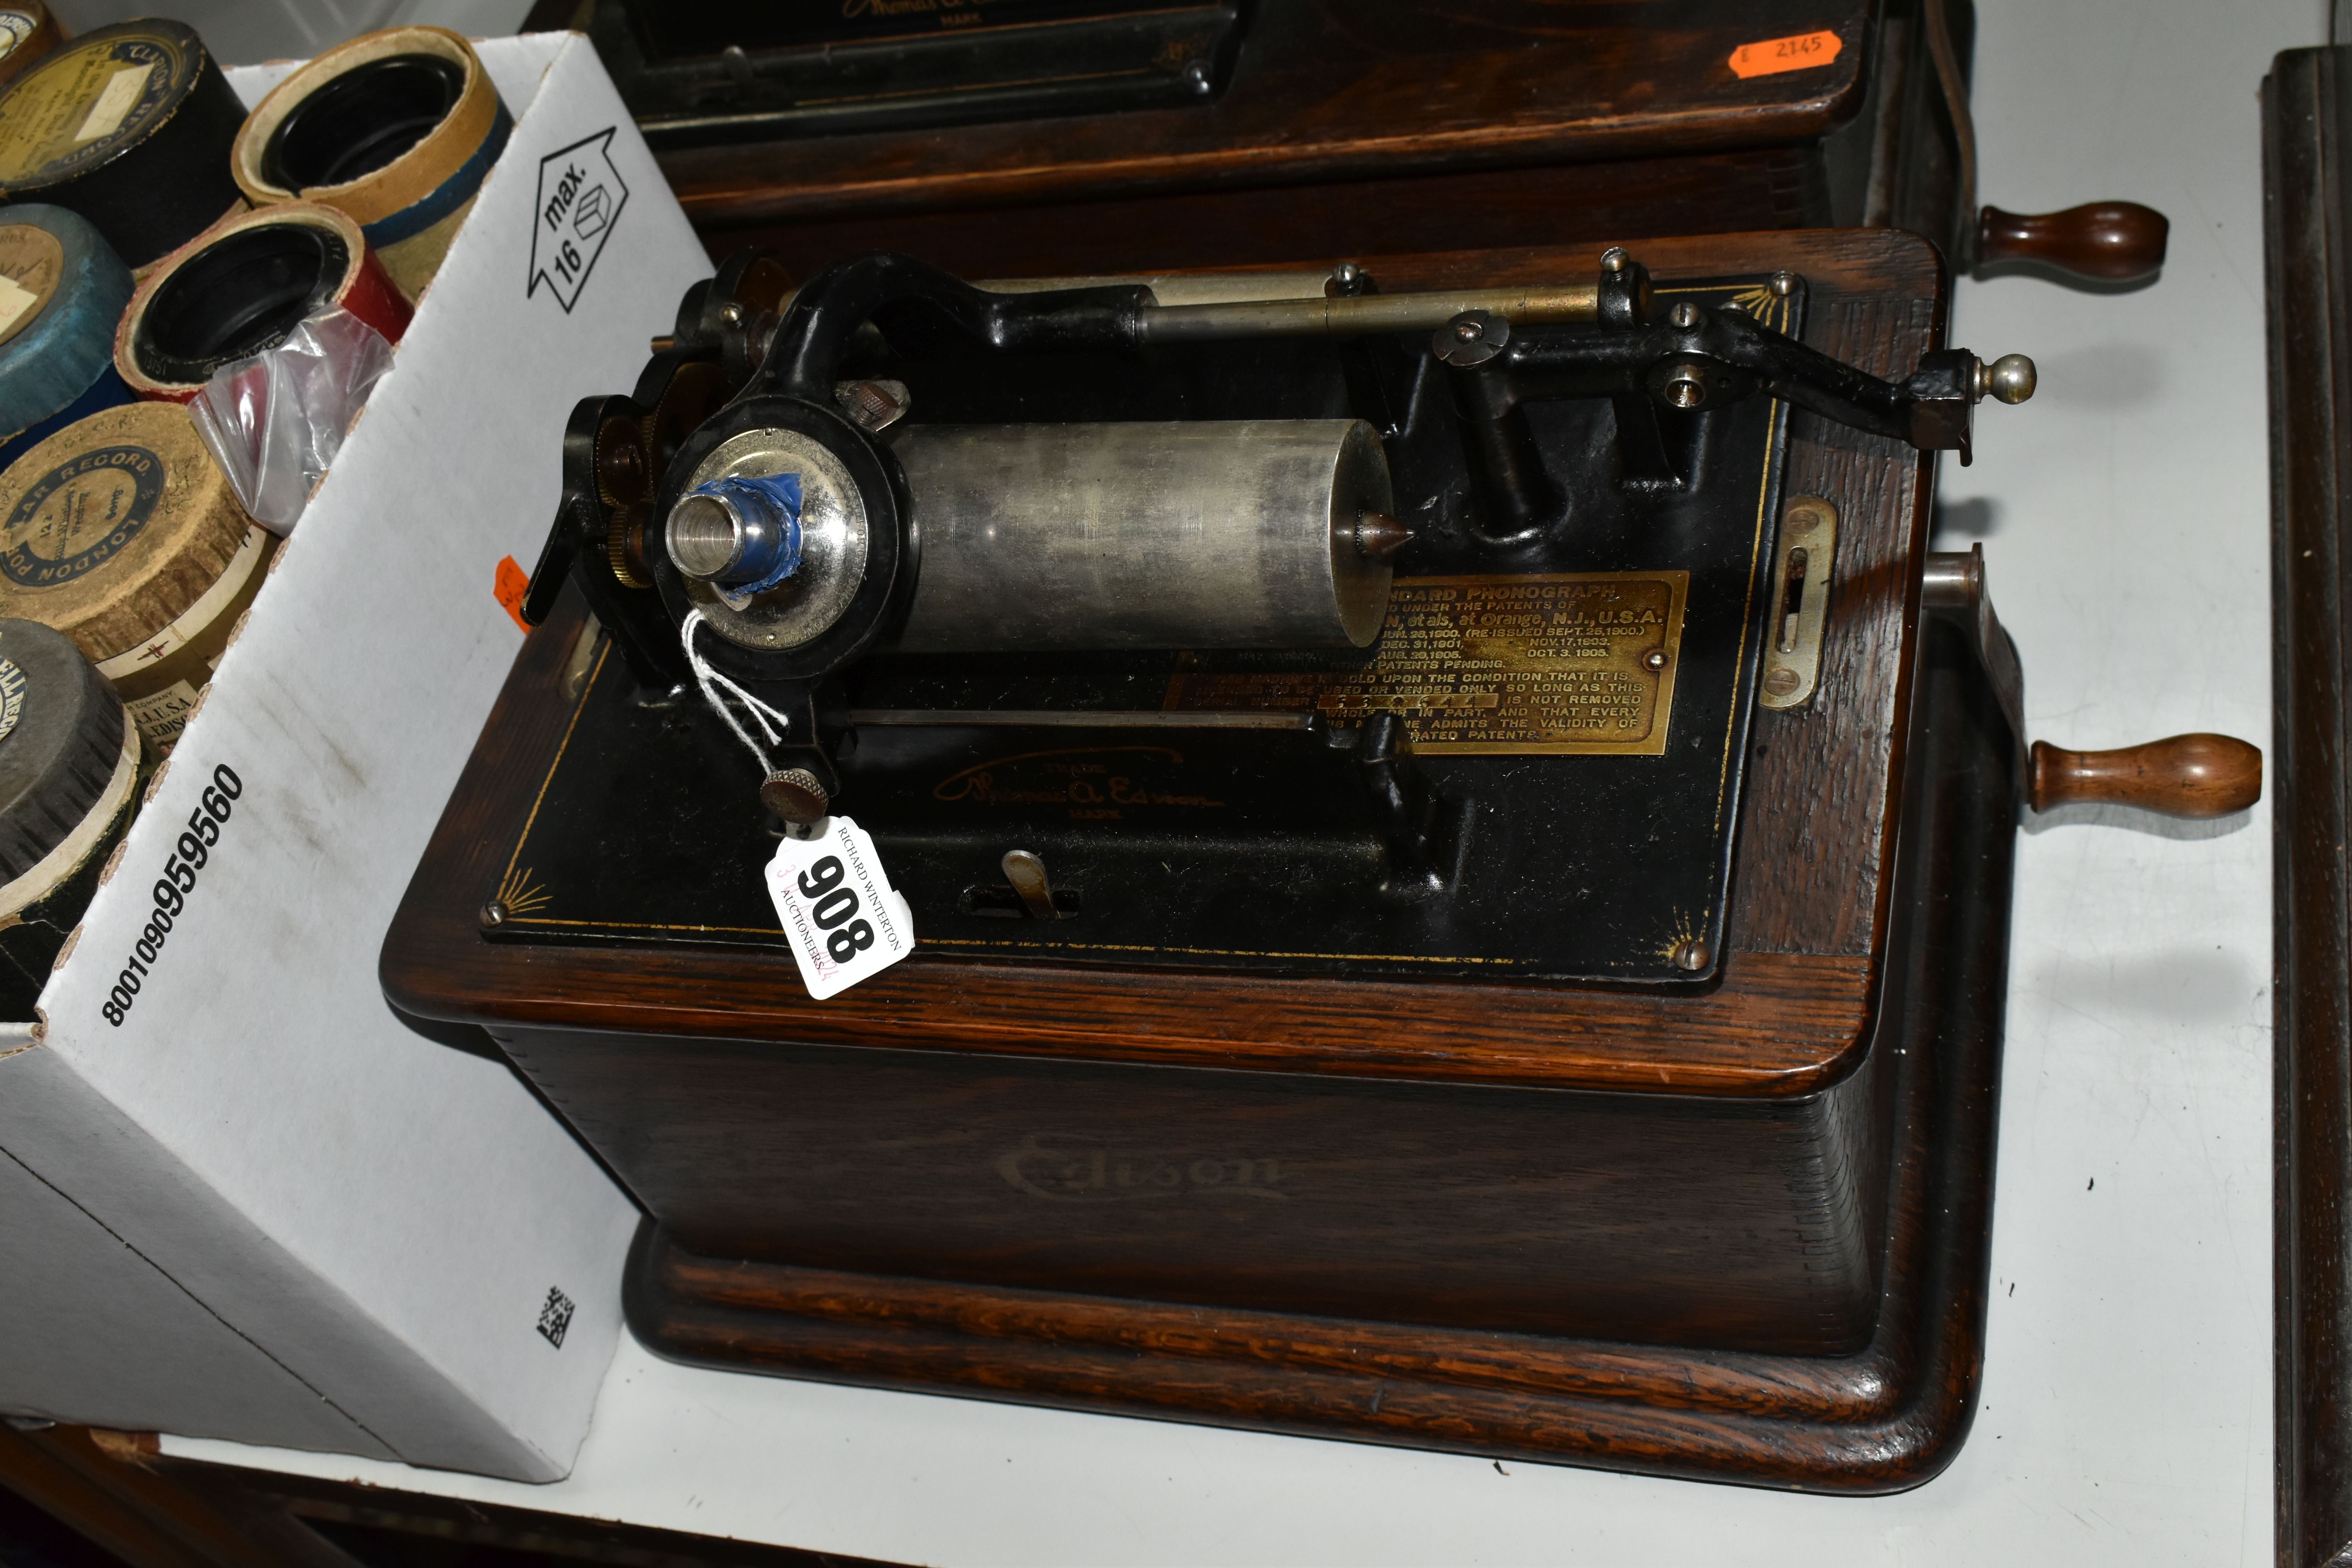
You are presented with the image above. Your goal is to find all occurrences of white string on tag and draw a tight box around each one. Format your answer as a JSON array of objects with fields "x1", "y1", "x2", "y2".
[{"x1": 680, "y1": 608, "x2": 797, "y2": 773}]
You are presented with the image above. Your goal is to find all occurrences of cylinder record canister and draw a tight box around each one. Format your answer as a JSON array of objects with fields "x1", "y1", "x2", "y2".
[
  {"x1": 0, "y1": 20, "x2": 246, "y2": 270},
  {"x1": 0, "y1": 402, "x2": 274, "y2": 751},
  {"x1": 113, "y1": 201, "x2": 410, "y2": 403},
  {"x1": 0, "y1": 615, "x2": 139, "y2": 1018},
  {"x1": 888, "y1": 420, "x2": 1396, "y2": 652},
  {"x1": 232, "y1": 27, "x2": 511, "y2": 305},
  {"x1": 0, "y1": 5, "x2": 64, "y2": 95},
  {"x1": 0, "y1": 202, "x2": 132, "y2": 472}
]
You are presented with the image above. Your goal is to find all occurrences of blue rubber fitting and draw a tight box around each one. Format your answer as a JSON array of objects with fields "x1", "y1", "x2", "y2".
[
  {"x1": 694, "y1": 471, "x2": 804, "y2": 601},
  {"x1": 0, "y1": 204, "x2": 134, "y2": 441}
]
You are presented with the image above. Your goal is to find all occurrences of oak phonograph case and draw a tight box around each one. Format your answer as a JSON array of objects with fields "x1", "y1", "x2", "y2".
[{"x1": 383, "y1": 220, "x2": 2256, "y2": 1491}]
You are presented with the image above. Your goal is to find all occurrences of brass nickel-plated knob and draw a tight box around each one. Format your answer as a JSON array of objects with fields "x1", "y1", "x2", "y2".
[
  {"x1": 1966, "y1": 353, "x2": 2037, "y2": 405},
  {"x1": 1985, "y1": 354, "x2": 2035, "y2": 404},
  {"x1": 2028, "y1": 734, "x2": 2261, "y2": 818}
]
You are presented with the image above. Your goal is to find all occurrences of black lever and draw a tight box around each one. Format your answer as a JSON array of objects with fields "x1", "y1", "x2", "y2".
[{"x1": 1435, "y1": 251, "x2": 2035, "y2": 528}]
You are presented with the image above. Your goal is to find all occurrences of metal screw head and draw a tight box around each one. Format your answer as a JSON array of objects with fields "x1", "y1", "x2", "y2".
[
  {"x1": 833, "y1": 377, "x2": 911, "y2": 432},
  {"x1": 1600, "y1": 247, "x2": 1630, "y2": 274},
  {"x1": 1782, "y1": 496, "x2": 1831, "y2": 536},
  {"x1": 1661, "y1": 367, "x2": 1708, "y2": 409},
  {"x1": 1764, "y1": 666, "x2": 1801, "y2": 696},
  {"x1": 1669, "y1": 301, "x2": 1702, "y2": 329},
  {"x1": 1184, "y1": 60, "x2": 1212, "y2": 93},
  {"x1": 1770, "y1": 270, "x2": 1798, "y2": 297},
  {"x1": 1332, "y1": 261, "x2": 1363, "y2": 287},
  {"x1": 1642, "y1": 648, "x2": 1669, "y2": 672},
  {"x1": 1432, "y1": 310, "x2": 1506, "y2": 366},
  {"x1": 479, "y1": 901, "x2": 508, "y2": 929},
  {"x1": 1671, "y1": 937, "x2": 1712, "y2": 973},
  {"x1": 761, "y1": 768, "x2": 830, "y2": 824},
  {"x1": 719, "y1": 302, "x2": 745, "y2": 326},
  {"x1": 1986, "y1": 353, "x2": 2036, "y2": 405}
]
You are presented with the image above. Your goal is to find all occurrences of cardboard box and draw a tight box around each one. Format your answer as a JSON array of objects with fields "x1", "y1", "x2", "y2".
[{"x1": 0, "y1": 33, "x2": 711, "y2": 1481}]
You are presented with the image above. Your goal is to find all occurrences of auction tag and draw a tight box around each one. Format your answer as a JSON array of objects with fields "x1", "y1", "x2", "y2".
[
  {"x1": 1728, "y1": 29, "x2": 1843, "y2": 79},
  {"x1": 493, "y1": 554, "x2": 531, "y2": 632},
  {"x1": 763, "y1": 816, "x2": 916, "y2": 1000}
]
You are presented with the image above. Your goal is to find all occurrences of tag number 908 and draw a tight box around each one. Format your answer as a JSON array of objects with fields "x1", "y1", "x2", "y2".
[{"x1": 796, "y1": 855, "x2": 876, "y2": 963}]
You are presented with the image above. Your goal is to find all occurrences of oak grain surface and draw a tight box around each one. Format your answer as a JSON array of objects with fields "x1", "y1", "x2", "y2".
[
  {"x1": 660, "y1": 2, "x2": 1873, "y2": 228},
  {"x1": 382, "y1": 226, "x2": 1943, "y2": 1098},
  {"x1": 615, "y1": 624, "x2": 2014, "y2": 1488}
]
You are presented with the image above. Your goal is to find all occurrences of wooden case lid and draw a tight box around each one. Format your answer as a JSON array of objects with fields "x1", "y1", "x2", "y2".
[
  {"x1": 0, "y1": 400, "x2": 252, "y2": 661},
  {"x1": 659, "y1": 2, "x2": 1873, "y2": 230}
]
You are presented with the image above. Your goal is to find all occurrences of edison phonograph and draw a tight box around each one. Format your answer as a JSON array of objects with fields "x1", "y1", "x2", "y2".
[{"x1": 384, "y1": 229, "x2": 2258, "y2": 1491}]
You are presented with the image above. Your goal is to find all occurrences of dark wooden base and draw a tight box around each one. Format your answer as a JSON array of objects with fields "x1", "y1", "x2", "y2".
[{"x1": 621, "y1": 618, "x2": 2015, "y2": 1495}]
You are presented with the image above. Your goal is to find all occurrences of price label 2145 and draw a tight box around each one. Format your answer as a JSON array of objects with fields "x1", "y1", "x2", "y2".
[{"x1": 763, "y1": 817, "x2": 915, "y2": 1000}]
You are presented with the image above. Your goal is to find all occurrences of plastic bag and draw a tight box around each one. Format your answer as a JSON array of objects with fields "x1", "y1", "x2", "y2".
[{"x1": 186, "y1": 306, "x2": 395, "y2": 534}]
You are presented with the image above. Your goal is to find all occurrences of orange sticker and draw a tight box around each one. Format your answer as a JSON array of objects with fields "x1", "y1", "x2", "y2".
[
  {"x1": 1729, "y1": 29, "x2": 1843, "y2": 79},
  {"x1": 494, "y1": 554, "x2": 531, "y2": 632}
]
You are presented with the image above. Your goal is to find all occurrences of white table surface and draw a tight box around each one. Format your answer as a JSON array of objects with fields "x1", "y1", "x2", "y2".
[{"x1": 163, "y1": 1, "x2": 2299, "y2": 1560}]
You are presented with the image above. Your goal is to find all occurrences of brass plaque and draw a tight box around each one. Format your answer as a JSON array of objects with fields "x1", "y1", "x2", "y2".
[{"x1": 1162, "y1": 571, "x2": 1689, "y2": 755}]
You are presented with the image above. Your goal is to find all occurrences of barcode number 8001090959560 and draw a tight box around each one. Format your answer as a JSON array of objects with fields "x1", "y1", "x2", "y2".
[{"x1": 101, "y1": 764, "x2": 242, "y2": 1027}]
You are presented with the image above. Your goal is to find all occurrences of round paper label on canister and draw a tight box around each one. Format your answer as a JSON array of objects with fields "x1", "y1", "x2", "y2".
[
  {"x1": 0, "y1": 14, "x2": 41, "y2": 65},
  {"x1": 1, "y1": 443, "x2": 163, "y2": 587},
  {"x1": 0, "y1": 31, "x2": 189, "y2": 187},
  {"x1": 0, "y1": 220, "x2": 61, "y2": 346},
  {"x1": 0, "y1": 402, "x2": 253, "y2": 668}
]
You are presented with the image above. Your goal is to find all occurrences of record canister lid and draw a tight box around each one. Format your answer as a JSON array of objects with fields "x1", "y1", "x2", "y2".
[
  {"x1": 0, "y1": 20, "x2": 247, "y2": 267},
  {"x1": 0, "y1": 400, "x2": 251, "y2": 661}
]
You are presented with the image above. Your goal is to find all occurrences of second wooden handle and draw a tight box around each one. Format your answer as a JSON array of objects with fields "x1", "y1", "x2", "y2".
[
  {"x1": 1977, "y1": 202, "x2": 2170, "y2": 284},
  {"x1": 2029, "y1": 734, "x2": 2262, "y2": 818}
]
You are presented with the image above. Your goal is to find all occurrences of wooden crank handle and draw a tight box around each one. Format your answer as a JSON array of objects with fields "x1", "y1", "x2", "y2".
[
  {"x1": 2027, "y1": 734, "x2": 2261, "y2": 818},
  {"x1": 1977, "y1": 202, "x2": 2169, "y2": 284}
]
